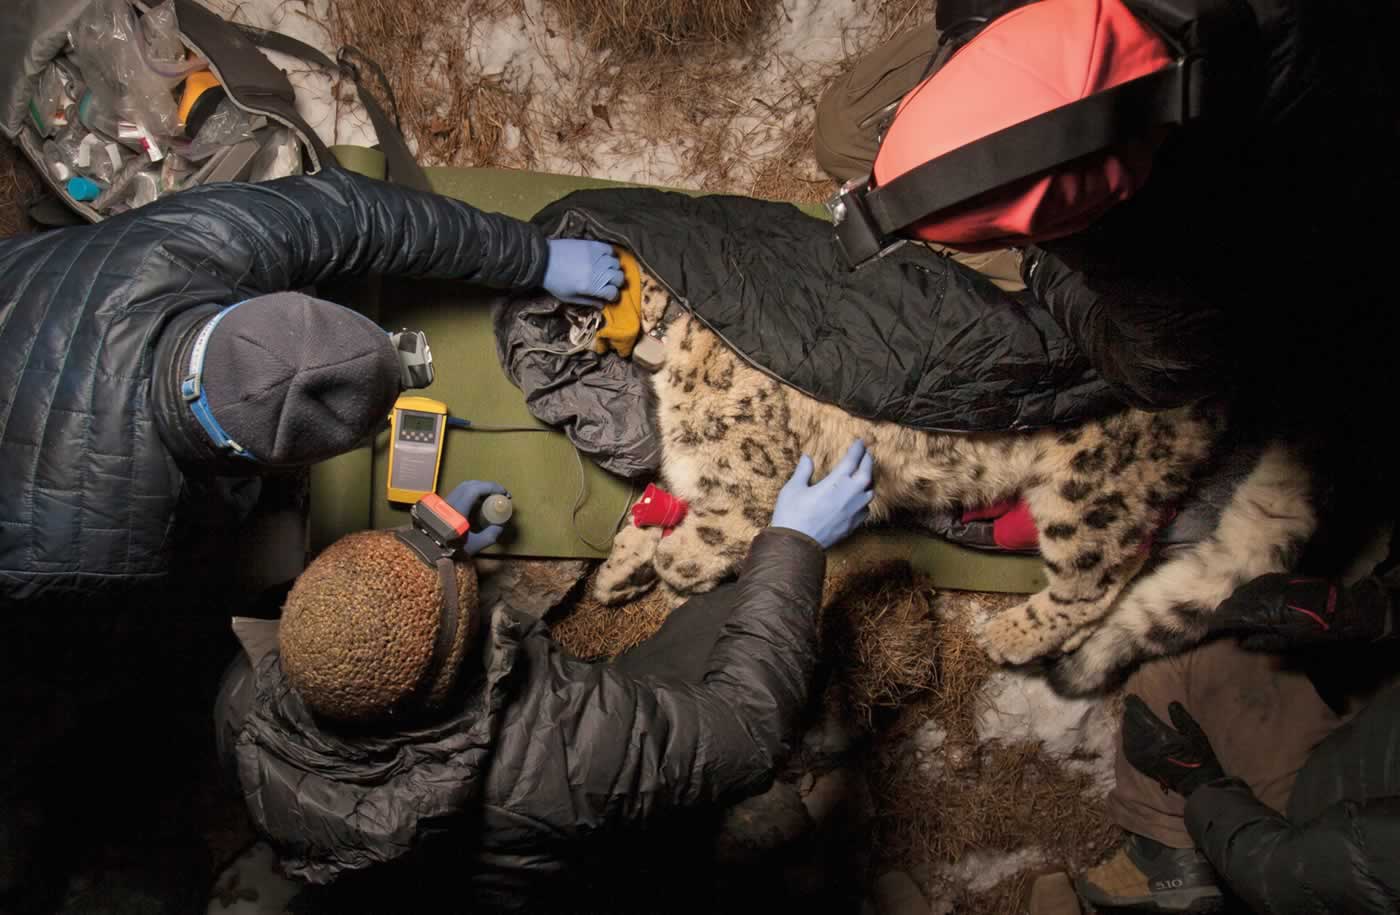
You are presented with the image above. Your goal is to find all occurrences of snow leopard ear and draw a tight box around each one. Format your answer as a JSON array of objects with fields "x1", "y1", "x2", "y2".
[{"x1": 593, "y1": 524, "x2": 662, "y2": 605}]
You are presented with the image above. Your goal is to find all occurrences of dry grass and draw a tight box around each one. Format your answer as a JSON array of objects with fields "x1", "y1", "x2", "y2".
[
  {"x1": 543, "y1": 0, "x2": 778, "y2": 57},
  {"x1": 952, "y1": 871, "x2": 1038, "y2": 915},
  {"x1": 845, "y1": 584, "x2": 1117, "y2": 912},
  {"x1": 843, "y1": 587, "x2": 1005, "y2": 754},
  {"x1": 320, "y1": 0, "x2": 538, "y2": 168},
  {"x1": 747, "y1": 124, "x2": 833, "y2": 204},
  {"x1": 549, "y1": 578, "x2": 672, "y2": 659},
  {"x1": 822, "y1": 562, "x2": 940, "y2": 728},
  {"x1": 302, "y1": 0, "x2": 937, "y2": 195},
  {"x1": 871, "y1": 740, "x2": 1117, "y2": 872},
  {"x1": 0, "y1": 138, "x2": 42, "y2": 239}
]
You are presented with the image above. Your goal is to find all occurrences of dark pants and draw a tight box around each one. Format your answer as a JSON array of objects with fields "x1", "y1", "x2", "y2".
[{"x1": 1108, "y1": 639, "x2": 1350, "y2": 847}]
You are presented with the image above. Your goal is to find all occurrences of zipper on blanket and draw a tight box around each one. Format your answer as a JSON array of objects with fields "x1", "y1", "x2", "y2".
[
  {"x1": 560, "y1": 210, "x2": 1006, "y2": 435},
  {"x1": 561, "y1": 211, "x2": 793, "y2": 391}
]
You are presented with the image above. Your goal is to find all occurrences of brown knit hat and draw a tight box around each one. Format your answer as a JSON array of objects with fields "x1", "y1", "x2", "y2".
[{"x1": 278, "y1": 530, "x2": 479, "y2": 725}]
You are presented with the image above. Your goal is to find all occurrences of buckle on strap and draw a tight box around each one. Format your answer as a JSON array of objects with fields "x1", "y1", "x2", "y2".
[
  {"x1": 827, "y1": 176, "x2": 906, "y2": 269},
  {"x1": 393, "y1": 522, "x2": 468, "y2": 695},
  {"x1": 181, "y1": 301, "x2": 257, "y2": 461}
]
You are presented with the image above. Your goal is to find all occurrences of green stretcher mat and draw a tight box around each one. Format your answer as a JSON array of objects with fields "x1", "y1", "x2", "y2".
[{"x1": 308, "y1": 157, "x2": 1045, "y2": 592}]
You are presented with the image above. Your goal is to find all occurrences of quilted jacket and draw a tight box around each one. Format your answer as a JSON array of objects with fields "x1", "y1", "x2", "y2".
[
  {"x1": 1187, "y1": 673, "x2": 1400, "y2": 913},
  {"x1": 232, "y1": 528, "x2": 825, "y2": 912},
  {"x1": 0, "y1": 167, "x2": 548, "y2": 604}
]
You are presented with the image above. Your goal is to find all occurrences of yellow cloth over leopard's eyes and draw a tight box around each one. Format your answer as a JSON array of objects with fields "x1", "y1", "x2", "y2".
[{"x1": 592, "y1": 247, "x2": 643, "y2": 358}]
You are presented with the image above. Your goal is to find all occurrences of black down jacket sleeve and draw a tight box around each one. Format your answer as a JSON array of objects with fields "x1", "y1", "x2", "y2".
[
  {"x1": 132, "y1": 166, "x2": 549, "y2": 294},
  {"x1": 1022, "y1": 243, "x2": 1231, "y2": 411},
  {"x1": 1185, "y1": 781, "x2": 1400, "y2": 914},
  {"x1": 484, "y1": 527, "x2": 823, "y2": 839}
]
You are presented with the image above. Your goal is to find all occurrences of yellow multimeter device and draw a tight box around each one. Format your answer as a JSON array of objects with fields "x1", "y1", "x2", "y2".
[{"x1": 386, "y1": 395, "x2": 449, "y2": 504}]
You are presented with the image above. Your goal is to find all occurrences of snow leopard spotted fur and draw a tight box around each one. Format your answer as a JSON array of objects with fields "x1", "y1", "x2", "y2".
[{"x1": 593, "y1": 269, "x2": 1316, "y2": 691}]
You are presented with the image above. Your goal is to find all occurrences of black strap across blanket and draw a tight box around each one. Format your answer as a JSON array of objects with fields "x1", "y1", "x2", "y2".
[{"x1": 532, "y1": 188, "x2": 1119, "y2": 433}]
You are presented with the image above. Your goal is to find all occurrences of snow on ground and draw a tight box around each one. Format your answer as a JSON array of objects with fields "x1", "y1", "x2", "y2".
[
  {"x1": 470, "y1": 0, "x2": 883, "y2": 187},
  {"x1": 942, "y1": 847, "x2": 1049, "y2": 895},
  {"x1": 977, "y1": 670, "x2": 1118, "y2": 793},
  {"x1": 202, "y1": 0, "x2": 886, "y2": 191},
  {"x1": 199, "y1": 0, "x2": 378, "y2": 150}
]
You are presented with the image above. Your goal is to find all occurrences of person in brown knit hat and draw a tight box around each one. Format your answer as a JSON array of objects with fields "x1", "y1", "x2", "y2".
[
  {"x1": 213, "y1": 443, "x2": 875, "y2": 912},
  {"x1": 276, "y1": 529, "x2": 480, "y2": 725}
]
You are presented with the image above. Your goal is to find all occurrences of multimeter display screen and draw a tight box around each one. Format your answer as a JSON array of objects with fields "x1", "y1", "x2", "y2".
[{"x1": 400, "y1": 413, "x2": 438, "y2": 437}]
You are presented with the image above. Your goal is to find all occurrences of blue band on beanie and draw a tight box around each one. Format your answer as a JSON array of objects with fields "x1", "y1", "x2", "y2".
[{"x1": 180, "y1": 301, "x2": 260, "y2": 462}]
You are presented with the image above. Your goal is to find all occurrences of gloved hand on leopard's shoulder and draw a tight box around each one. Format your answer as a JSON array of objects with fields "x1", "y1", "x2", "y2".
[
  {"x1": 211, "y1": 441, "x2": 875, "y2": 911},
  {"x1": 770, "y1": 438, "x2": 876, "y2": 549}
]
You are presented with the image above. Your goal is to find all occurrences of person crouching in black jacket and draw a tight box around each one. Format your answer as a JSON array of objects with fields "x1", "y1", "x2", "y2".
[
  {"x1": 1063, "y1": 559, "x2": 1400, "y2": 915},
  {"x1": 213, "y1": 439, "x2": 876, "y2": 912}
]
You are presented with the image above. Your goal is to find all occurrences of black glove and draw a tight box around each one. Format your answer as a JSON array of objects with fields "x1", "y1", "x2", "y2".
[
  {"x1": 1210, "y1": 573, "x2": 1393, "y2": 651},
  {"x1": 1122, "y1": 696, "x2": 1228, "y2": 798}
]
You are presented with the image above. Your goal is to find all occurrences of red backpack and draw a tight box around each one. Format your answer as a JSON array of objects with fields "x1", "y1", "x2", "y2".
[{"x1": 829, "y1": 0, "x2": 1253, "y2": 266}]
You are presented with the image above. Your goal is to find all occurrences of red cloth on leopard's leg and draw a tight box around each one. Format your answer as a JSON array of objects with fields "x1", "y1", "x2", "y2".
[
  {"x1": 960, "y1": 500, "x2": 1179, "y2": 553},
  {"x1": 631, "y1": 483, "x2": 688, "y2": 537}
]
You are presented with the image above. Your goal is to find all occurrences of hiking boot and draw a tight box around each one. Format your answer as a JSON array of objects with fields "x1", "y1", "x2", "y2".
[{"x1": 1075, "y1": 834, "x2": 1223, "y2": 914}]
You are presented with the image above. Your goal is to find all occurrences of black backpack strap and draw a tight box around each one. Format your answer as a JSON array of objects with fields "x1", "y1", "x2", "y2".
[
  {"x1": 831, "y1": 0, "x2": 1252, "y2": 267},
  {"x1": 231, "y1": 23, "x2": 433, "y2": 193},
  {"x1": 935, "y1": 0, "x2": 1038, "y2": 31},
  {"x1": 172, "y1": 0, "x2": 332, "y2": 172},
  {"x1": 833, "y1": 58, "x2": 1201, "y2": 266}
]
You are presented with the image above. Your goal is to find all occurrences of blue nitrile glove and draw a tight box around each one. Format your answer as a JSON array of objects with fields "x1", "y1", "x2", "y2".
[
  {"x1": 445, "y1": 480, "x2": 509, "y2": 555},
  {"x1": 770, "y1": 438, "x2": 875, "y2": 549},
  {"x1": 542, "y1": 239, "x2": 624, "y2": 306}
]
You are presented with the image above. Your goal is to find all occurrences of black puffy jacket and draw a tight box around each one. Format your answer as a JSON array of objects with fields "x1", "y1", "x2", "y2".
[
  {"x1": 0, "y1": 168, "x2": 547, "y2": 604},
  {"x1": 1186, "y1": 676, "x2": 1400, "y2": 913},
  {"x1": 1024, "y1": 0, "x2": 1400, "y2": 414},
  {"x1": 233, "y1": 528, "x2": 823, "y2": 910}
]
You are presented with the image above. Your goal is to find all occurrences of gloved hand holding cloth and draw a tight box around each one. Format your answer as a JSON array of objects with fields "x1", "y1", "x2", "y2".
[{"x1": 542, "y1": 239, "x2": 625, "y2": 306}]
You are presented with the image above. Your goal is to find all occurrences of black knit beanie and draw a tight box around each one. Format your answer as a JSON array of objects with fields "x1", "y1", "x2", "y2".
[{"x1": 178, "y1": 293, "x2": 401, "y2": 466}]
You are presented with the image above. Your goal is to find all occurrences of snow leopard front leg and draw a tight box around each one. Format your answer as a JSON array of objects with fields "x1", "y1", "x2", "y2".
[
  {"x1": 649, "y1": 311, "x2": 801, "y2": 595},
  {"x1": 978, "y1": 408, "x2": 1220, "y2": 665},
  {"x1": 653, "y1": 500, "x2": 768, "y2": 595},
  {"x1": 593, "y1": 524, "x2": 663, "y2": 604},
  {"x1": 654, "y1": 433, "x2": 794, "y2": 595}
]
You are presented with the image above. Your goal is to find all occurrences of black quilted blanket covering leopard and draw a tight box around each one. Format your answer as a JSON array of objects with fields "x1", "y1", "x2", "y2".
[{"x1": 531, "y1": 187, "x2": 1121, "y2": 434}]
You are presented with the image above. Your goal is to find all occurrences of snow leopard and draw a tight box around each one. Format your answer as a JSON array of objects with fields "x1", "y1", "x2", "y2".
[{"x1": 592, "y1": 269, "x2": 1316, "y2": 692}]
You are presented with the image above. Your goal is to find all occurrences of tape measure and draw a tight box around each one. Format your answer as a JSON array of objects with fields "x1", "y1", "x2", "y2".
[{"x1": 386, "y1": 395, "x2": 449, "y2": 504}]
